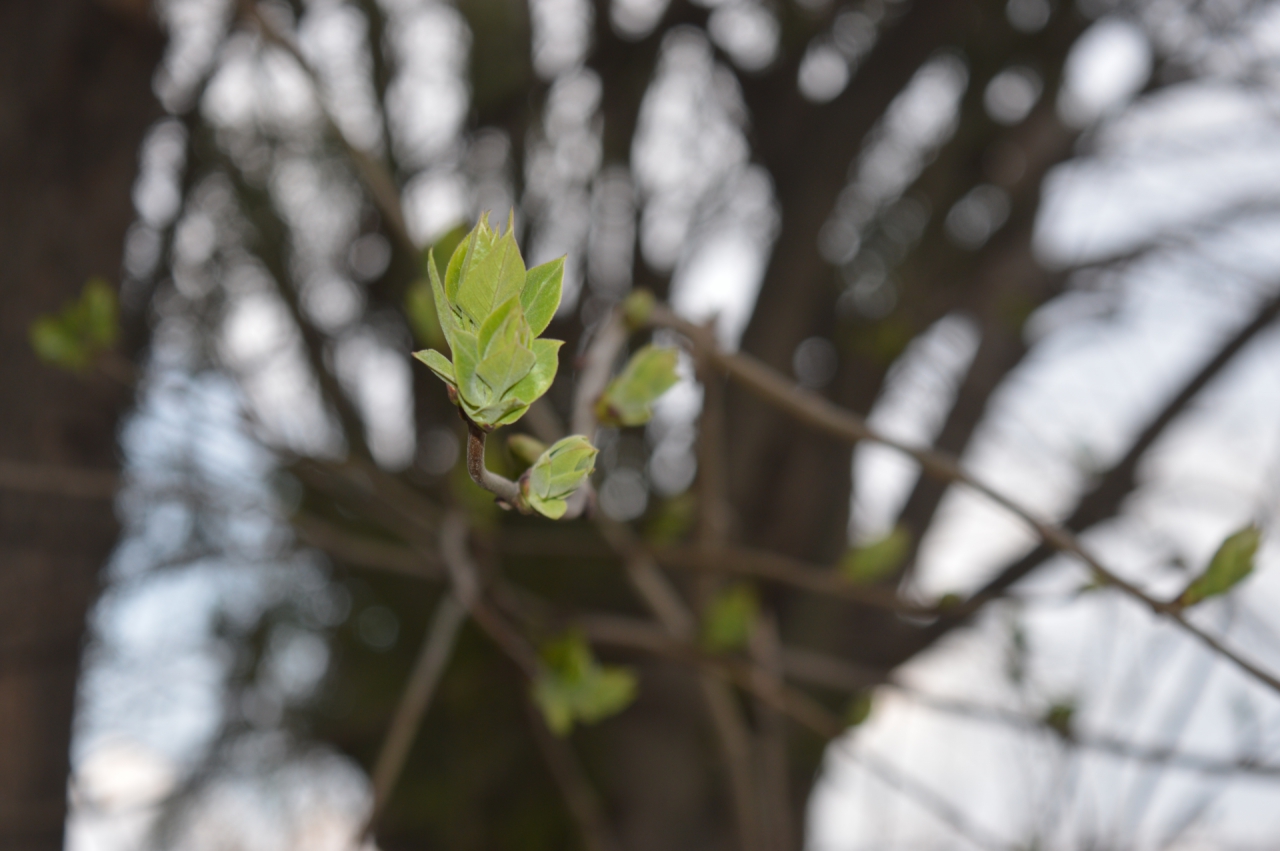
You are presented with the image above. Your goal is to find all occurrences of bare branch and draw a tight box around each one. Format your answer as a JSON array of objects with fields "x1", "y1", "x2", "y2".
[
  {"x1": 653, "y1": 545, "x2": 939, "y2": 616},
  {"x1": 292, "y1": 511, "x2": 439, "y2": 578},
  {"x1": 360, "y1": 593, "x2": 466, "y2": 838},
  {"x1": 523, "y1": 697, "x2": 625, "y2": 851},
  {"x1": 647, "y1": 302, "x2": 1280, "y2": 697},
  {"x1": 240, "y1": 2, "x2": 415, "y2": 255},
  {"x1": 0, "y1": 459, "x2": 118, "y2": 500}
]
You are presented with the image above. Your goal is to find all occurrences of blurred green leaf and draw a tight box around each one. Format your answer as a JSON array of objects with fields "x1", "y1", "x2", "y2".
[
  {"x1": 29, "y1": 277, "x2": 119, "y2": 372},
  {"x1": 1177, "y1": 524, "x2": 1261, "y2": 607},
  {"x1": 840, "y1": 526, "x2": 910, "y2": 584},
  {"x1": 507, "y1": 434, "x2": 547, "y2": 467},
  {"x1": 701, "y1": 584, "x2": 759, "y2": 652},
  {"x1": 622, "y1": 288, "x2": 655, "y2": 330},
  {"x1": 1044, "y1": 701, "x2": 1075, "y2": 738},
  {"x1": 80, "y1": 278, "x2": 118, "y2": 348},
  {"x1": 643, "y1": 493, "x2": 697, "y2": 545},
  {"x1": 845, "y1": 691, "x2": 874, "y2": 728},
  {"x1": 533, "y1": 632, "x2": 638, "y2": 736},
  {"x1": 595, "y1": 345, "x2": 680, "y2": 427},
  {"x1": 522, "y1": 435, "x2": 598, "y2": 519}
]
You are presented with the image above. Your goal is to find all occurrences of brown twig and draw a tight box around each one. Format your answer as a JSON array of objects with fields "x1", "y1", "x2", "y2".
[
  {"x1": 646, "y1": 302, "x2": 1280, "y2": 697},
  {"x1": 438, "y1": 511, "x2": 540, "y2": 678},
  {"x1": 0, "y1": 459, "x2": 119, "y2": 500},
  {"x1": 464, "y1": 420, "x2": 522, "y2": 507},
  {"x1": 653, "y1": 545, "x2": 940, "y2": 616},
  {"x1": 240, "y1": 2, "x2": 415, "y2": 255},
  {"x1": 291, "y1": 511, "x2": 440, "y2": 578},
  {"x1": 523, "y1": 697, "x2": 625, "y2": 851},
  {"x1": 360, "y1": 593, "x2": 466, "y2": 839}
]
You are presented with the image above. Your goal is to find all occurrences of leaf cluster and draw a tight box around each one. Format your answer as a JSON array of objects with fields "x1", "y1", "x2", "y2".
[
  {"x1": 532, "y1": 631, "x2": 637, "y2": 736},
  {"x1": 414, "y1": 217, "x2": 565, "y2": 429},
  {"x1": 29, "y1": 278, "x2": 119, "y2": 372}
]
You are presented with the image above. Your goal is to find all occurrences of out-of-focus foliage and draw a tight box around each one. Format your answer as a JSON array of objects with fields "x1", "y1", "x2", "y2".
[
  {"x1": 532, "y1": 631, "x2": 638, "y2": 735},
  {"x1": 1178, "y1": 525, "x2": 1262, "y2": 608},
  {"x1": 29, "y1": 278, "x2": 118, "y2": 372}
]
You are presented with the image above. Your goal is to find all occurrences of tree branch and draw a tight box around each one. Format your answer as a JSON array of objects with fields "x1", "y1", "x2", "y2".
[
  {"x1": 0, "y1": 459, "x2": 118, "y2": 500},
  {"x1": 464, "y1": 420, "x2": 522, "y2": 507},
  {"x1": 647, "y1": 301, "x2": 1280, "y2": 696},
  {"x1": 360, "y1": 593, "x2": 466, "y2": 838}
]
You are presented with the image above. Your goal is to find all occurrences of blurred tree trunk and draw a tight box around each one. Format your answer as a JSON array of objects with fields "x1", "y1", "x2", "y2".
[{"x1": 0, "y1": 2, "x2": 162, "y2": 848}]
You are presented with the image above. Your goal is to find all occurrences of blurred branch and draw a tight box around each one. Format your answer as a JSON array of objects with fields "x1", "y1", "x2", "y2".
[
  {"x1": 654, "y1": 546, "x2": 939, "y2": 617},
  {"x1": 940, "y1": 288, "x2": 1280, "y2": 625},
  {"x1": 846, "y1": 746, "x2": 1017, "y2": 851},
  {"x1": 584, "y1": 612, "x2": 1280, "y2": 783},
  {"x1": 239, "y1": 1, "x2": 415, "y2": 254},
  {"x1": 523, "y1": 697, "x2": 625, "y2": 851},
  {"x1": 0, "y1": 459, "x2": 118, "y2": 500},
  {"x1": 895, "y1": 687, "x2": 1280, "y2": 779},
  {"x1": 291, "y1": 511, "x2": 440, "y2": 578},
  {"x1": 361, "y1": 593, "x2": 466, "y2": 838},
  {"x1": 581, "y1": 614, "x2": 1010, "y2": 851},
  {"x1": 647, "y1": 301, "x2": 1280, "y2": 696}
]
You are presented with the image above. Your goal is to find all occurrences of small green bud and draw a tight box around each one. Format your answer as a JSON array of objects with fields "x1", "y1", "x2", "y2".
[
  {"x1": 29, "y1": 277, "x2": 119, "y2": 373},
  {"x1": 522, "y1": 435, "x2": 599, "y2": 519},
  {"x1": 622, "y1": 288, "x2": 656, "y2": 330},
  {"x1": 1044, "y1": 702, "x2": 1076, "y2": 739},
  {"x1": 846, "y1": 691, "x2": 874, "y2": 728},
  {"x1": 701, "y1": 584, "x2": 759, "y2": 652}
]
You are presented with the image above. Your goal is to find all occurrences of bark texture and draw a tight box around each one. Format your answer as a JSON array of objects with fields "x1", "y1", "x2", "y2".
[{"x1": 0, "y1": 2, "x2": 162, "y2": 847}]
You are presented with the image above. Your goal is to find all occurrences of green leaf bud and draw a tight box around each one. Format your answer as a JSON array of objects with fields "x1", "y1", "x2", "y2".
[
  {"x1": 414, "y1": 217, "x2": 567, "y2": 428},
  {"x1": 595, "y1": 345, "x2": 680, "y2": 427},
  {"x1": 522, "y1": 434, "x2": 598, "y2": 519},
  {"x1": 1177, "y1": 524, "x2": 1261, "y2": 607}
]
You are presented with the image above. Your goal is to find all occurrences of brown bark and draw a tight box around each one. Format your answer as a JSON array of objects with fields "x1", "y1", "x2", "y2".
[{"x1": 0, "y1": 2, "x2": 162, "y2": 847}]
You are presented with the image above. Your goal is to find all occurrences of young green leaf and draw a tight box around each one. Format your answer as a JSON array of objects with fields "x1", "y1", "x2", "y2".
[
  {"x1": 521, "y1": 435, "x2": 598, "y2": 519},
  {"x1": 412, "y1": 349, "x2": 457, "y2": 390},
  {"x1": 845, "y1": 691, "x2": 874, "y2": 728},
  {"x1": 840, "y1": 526, "x2": 911, "y2": 584},
  {"x1": 415, "y1": 217, "x2": 567, "y2": 429},
  {"x1": 1177, "y1": 524, "x2": 1262, "y2": 607},
  {"x1": 701, "y1": 584, "x2": 759, "y2": 652},
  {"x1": 532, "y1": 632, "x2": 638, "y2": 736},
  {"x1": 595, "y1": 345, "x2": 680, "y2": 427},
  {"x1": 1044, "y1": 701, "x2": 1076, "y2": 739},
  {"x1": 80, "y1": 278, "x2": 119, "y2": 348},
  {"x1": 522, "y1": 257, "x2": 563, "y2": 337},
  {"x1": 29, "y1": 277, "x2": 119, "y2": 372}
]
